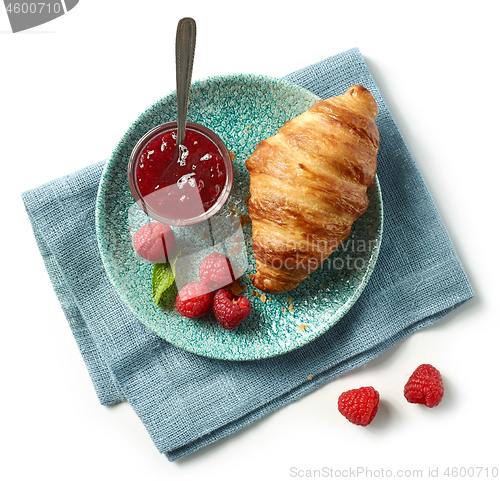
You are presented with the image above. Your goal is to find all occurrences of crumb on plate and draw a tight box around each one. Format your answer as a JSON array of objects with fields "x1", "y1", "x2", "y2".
[{"x1": 239, "y1": 214, "x2": 251, "y2": 226}]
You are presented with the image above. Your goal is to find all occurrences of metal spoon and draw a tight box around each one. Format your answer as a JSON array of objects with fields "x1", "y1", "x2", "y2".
[
  {"x1": 158, "y1": 18, "x2": 196, "y2": 185},
  {"x1": 173, "y1": 17, "x2": 196, "y2": 164}
]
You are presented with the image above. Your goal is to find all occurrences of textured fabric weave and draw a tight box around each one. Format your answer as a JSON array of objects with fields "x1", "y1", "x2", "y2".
[{"x1": 22, "y1": 48, "x2": 474, "y2": 461}]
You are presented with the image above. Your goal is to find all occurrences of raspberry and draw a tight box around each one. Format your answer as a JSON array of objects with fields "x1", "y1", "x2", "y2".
[
  {"x1": 404, "y1": 364, "x2": 444, "y2": 408},
  {"x1": 198, "y1": 252, "x2": 235, "y2": 290},
  {"x1": 133, "y1": 222, "x2": 175, "y2": 263},
  {"x1": 175, "y1": 281, "x2": 214, "y2": 318},
  {"x1": 338, "y1": 386, "x2": 379, "y2": 426},
  {"x1": 212, "y1": 289, "x2": 251, "y2": 330}
]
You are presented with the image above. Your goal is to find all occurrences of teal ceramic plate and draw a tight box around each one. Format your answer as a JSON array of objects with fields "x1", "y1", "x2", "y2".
[{"x1": 96, "y1": 73, "x2": 383, "y2": 361}]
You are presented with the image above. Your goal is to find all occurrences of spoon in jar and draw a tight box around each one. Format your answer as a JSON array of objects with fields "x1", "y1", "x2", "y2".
[{"x1": 161, "y1": 17, "x2": 196, "y2": 181}]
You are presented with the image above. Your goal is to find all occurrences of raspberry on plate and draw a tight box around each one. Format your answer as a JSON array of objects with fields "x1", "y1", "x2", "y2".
[
  {"x1": 133, "y1": 222, "x2": 175, "y2": 263},
  {"x1": 199, "y1": 252, "x2": 235, "y2": 290},
  {"x1": 404, "y1": 364, "x2": 444, "y2": 408},
  {"x1": 175, "y1": 281, "x2": 214, "y2": 318},
  {"x1": 338, "y1": 386, "x2": 379, "y2": 426},
  {"x1": 212, "y1": 289, "x2": 251, "y2": 330}
]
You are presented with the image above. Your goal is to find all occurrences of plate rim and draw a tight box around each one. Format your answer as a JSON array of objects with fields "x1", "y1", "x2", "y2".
[{"x1": 95, "y1": 73, "x2": 384, "y2": 361}]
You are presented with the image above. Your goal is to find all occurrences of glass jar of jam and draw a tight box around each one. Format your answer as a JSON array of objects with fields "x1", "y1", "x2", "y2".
[{"x1": 128, "y1": 122, "x2": 233, "y2": 226}]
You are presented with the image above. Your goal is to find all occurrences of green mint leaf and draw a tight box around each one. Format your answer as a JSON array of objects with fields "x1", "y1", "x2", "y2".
[
  {"x1": 152, "y1": 248, "x2": 181, "y2": 307},
  {"x1": 152, "y1": 263, "x2": 174, "y2": 306},
  {"x1": 159, "y1": 283, "x2": 178, "y2": 309}
]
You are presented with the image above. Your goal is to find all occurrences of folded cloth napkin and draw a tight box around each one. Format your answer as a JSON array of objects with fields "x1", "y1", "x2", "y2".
[{"x1": 22, "y1": 48, "x2": 474, "y2": 461}]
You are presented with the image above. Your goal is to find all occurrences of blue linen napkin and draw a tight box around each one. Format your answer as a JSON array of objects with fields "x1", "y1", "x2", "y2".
[{"x1": 22, "y1": 48, "x2": 474, "y2": 461}]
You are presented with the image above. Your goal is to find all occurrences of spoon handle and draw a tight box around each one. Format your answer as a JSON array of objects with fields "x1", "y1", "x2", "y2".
[{"x1": 175, "y1": 17, "x2": 196, "y2": 146}]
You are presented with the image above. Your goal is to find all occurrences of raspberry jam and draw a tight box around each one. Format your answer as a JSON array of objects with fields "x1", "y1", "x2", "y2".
[{"x1": 128, "y1": 122, "x2": 233, "y2": 225}]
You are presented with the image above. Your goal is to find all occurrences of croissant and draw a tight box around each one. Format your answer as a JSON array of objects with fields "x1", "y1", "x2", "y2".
[{"x1": 245, "y1": 85, "x2": 379, "y2": 294}]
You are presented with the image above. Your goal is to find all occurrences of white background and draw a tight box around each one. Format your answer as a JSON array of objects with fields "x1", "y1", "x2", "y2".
[{"x1": 2, "y1": 1, "x2": 499, "y2": 479}]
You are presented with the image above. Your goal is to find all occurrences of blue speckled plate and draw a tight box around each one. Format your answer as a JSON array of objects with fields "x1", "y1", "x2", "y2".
[{"x1": 96, "y1": 73, "x2": 383, "y2": 361}]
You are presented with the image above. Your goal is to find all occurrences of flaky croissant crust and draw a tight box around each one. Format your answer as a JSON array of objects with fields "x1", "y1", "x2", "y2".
[{"x1": 245, "y1": 85, "x2": 379, "y2": 294}]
